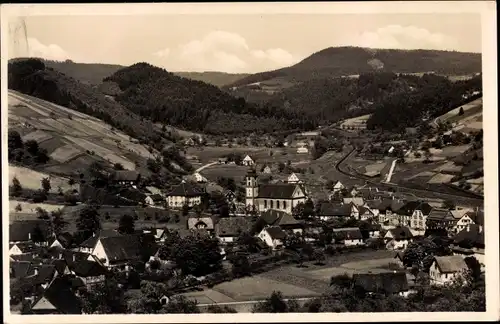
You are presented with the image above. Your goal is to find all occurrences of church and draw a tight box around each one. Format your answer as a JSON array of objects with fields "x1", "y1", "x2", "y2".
[{"x1": 245, "y1": 168, "x2": 307, "y2": 214}]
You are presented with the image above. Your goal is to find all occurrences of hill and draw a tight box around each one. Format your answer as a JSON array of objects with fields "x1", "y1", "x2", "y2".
[
  {"x1": 224, "y1": 47, "x2": 481, "y2": 92},
  {"x1": 102, "y1": 62, "x2": 314, "y2": 134},
  {"x1": 41, "y1": 60, "x2": 247, "y2": 87}
]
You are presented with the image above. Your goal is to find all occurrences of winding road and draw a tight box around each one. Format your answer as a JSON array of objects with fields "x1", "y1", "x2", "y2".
[{"x1": 194, "y1": 161, "x2": 218, "y2": 173}]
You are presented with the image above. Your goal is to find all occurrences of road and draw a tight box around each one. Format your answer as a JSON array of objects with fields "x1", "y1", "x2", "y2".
[
  {"x1": 194, "y1": 161, "x2": 218, "y2": 173},
  {"x1": 384, "y1": 159, "x2": 398, "y2": 183},
  {"x1": 335, "y1": 149, "x2": 483, "y2": 207}
]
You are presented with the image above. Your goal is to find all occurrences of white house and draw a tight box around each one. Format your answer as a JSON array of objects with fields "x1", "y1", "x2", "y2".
[
  {"x1": 242, "y1": 155, "x2": 255, "y2": 166},
  {"x1": 145, "y1": 195, "x2": 154, "y2": 206},
  {"x1": 215, "y1": 217, "x2": 253, "y2": 244},
  {"x1": 332, "y1": 228, "x2": 364, "y2": 246},
  {"x1": 258, "y1": 226, "x2": 286, "y2": 250},
  {"x1": 194, "y1": 172, "x2": 208, "y2": 183},
  {"x1": 79, "y1": 233, "x2": 141, "y2": 270},
  {"x1": 451, "y1": 208, "x2": 475, "y2": 234},
  {"x1": 332, "y1": 181, "x2": 345, "y2": 193},
  {"x1": 287, "y1": 172, "x2": 304, "y2": 184},
  {"x1": 166, "y1": 181, "x2": 203, "y2": 208},
  {"x1": 384, "y1": 226, "x2": 414, "y2": 250},
  {"x1": 429, "y1": 255, "x2": 469, "y2": 286},
  {"x1": 262, "y1": 165, "x2": 272, "y2": 174}
]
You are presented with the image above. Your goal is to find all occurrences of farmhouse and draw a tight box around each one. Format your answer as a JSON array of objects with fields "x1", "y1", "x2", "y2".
[
  {"x1": 215, "y1": 217, "x2": 253, "y2": 243},
  {"x1": 49, "y1": 232, "x2": 73, "y2": 249},
  {"x1": 352, "y1": 271, "x2": 410, "y2": 296},
  {"x1": 397, "y1": 201, "x2": 434, "y2": 232},
  {"x1": 377, "y1": 198, "x2": 406, "y2": 226},
  {"x1": 426, "y1": 208, "x2": 455, "y2": 232},
  {"x1": 258, "y1": 226, "x2": 286, "y2": 250},
  {"x1": 9, "y1": 220, "x2": 52, "y2": 246},
  {"x1": 450, "y1": 208, "x2": 479, "y2": 234},
  {"x1": 29, "y1": 277, "x2": 82, "y2": 314},
  {"x1": 332, "y1": 228, "x2": 364, "y2": 246},
  {"x1": 146, "y1": 194, "x2": 165, "y2": 206},
  {"x1": 187, "y1": 216, "x2": 215, "y2": 233},
  {"x1": 358, "y1": 206, "x2": 376, "y2": 221},
  {"x1": 384, "y1": 226, "x2": 414, "y2": 250},
  {"x1": 452, "y1": 224, "x2": 485, "y2": 270},
  {"x1": 287, "y1": 172, "x2": 304, "y2": 184},
  {"x1": 166, "y1": 181, "x2": 203, "y2": 208},
  {"x1": 429, "y1": 255, "x2": 469, "y2": 286},
  {"x1": 69, "y1": 258, "x2": 108, "y2": 288},
  {"x1": 317, "y1": 202, "x2": 354, "y2": 221},
  {"x1": 110, "y1": 170, "x2": 141, "y2": 187},
  {"x1": 332, "y1": 181, "x2": 345, "y2": 193},
  {"x1": 242, "y1": 155, "x2": 255, "y2": 166},
  {"x1": 257, "y1": 209, "x2": 303, "y2": 234},
  {"x1": 296, "y1": 146, "x2": 309, "y2": 154},
  {"x1": 342, "y1": 197, "x2": 365, "y2": 207},
  {"x1": 245, "y1": 169, "x2": 307, "y2": 214}
]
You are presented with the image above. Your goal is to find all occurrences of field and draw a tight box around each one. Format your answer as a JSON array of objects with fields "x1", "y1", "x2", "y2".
[
  {"x1": 8, "y1": 164, "x2": 78, "y2": 194},
  {"x1": 427, "y1": 173, "x2": 455, "y2": 184},
  {"x1": 433, "y1": 98, "x2": 482, "y2": 126},
  {"x1": 8, "y1": 90, "x2": 161, "y2": 176},
  {"x1": 200, "y1": 165, "x2": 250, "y2": 183},
  {"x1": 9, "y1": 200, "x2": 67, "y2": 214}
]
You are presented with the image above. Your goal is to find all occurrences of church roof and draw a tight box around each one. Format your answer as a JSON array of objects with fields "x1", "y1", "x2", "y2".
[{"x1": 257, "y1": 184, "x2": 299, "y2": 199}]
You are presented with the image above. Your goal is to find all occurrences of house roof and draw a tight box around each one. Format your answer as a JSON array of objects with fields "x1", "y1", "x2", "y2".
[
  {"x1": 433, "y1": 255, "x2": 469, "y2": 273},
  {"x1": 257, "y1": 184, "x2": 300, "y2": 199},
  {"x1": 49, "y1": 259, "x2": 68, "y2": 275},
  {"x1": 216, "y1": 217, "x2": 254, "y2": 237},
  {"x1": 332, "y1": 227, "x2": 363, "y2": 240},
  {"x1": 260, "y1": 209, "x2": 302, "y2": 227},
  {"x1": 52, "y1": 232, "x2": 73, "y2": 248},
  {"x1": 187, "y1": 217, "x2": 215, "y2": 230},
  {"x1": 387, "y1": 226, "x2": 414, "y2": 240},
  {"x1": 450, "y1": 208, "x2": 474, "y2": 220},
  {"x1": 71, "y1": 260, "x2": 108, "y2": 278},
  {"x1": 243, "y1": 155, "x2": 254, "y2": 161},
  {"x1": 365, "y1": 199, "x2": 382, "y2": 209},
  {"x1": 10, "y1": 253, "x2": 37, "y2": 262},
  {"x1": 100, "y1": 234, "x2": 142, "y2": 263},
  {"x1": 62, "y1": 250, "x2": 92, "y2": 269},
  {"x1": 9, "y1": 220, "x2": 52, "y2": 242},
  {"x1": 167, "y1": 181, "x2": 203, "y2": 197},
  {"x1": 112, "y1": 170, "x2": 140, "y2": 182},
  {"x1": 10, "y1": 261, "x2": 34, "y2": 279},
  {"x1": 12, "y1": 242, "x2": 43, "y2": 254},
  {"x1": 119, "y1": 188, "x2": 147, "y2": 202},
  {"x1": 352, "y1": 271, "x2": 409, "y2": 294},
  {"x1": 377, "y1": 199, "x2": 405, "y2": 212},
  {"x1": 265, "y1": 226, "x2": 286, "y2": 240},
  {"x1": 452, "y1": 224, "x2": 484, "y2": 247},
  {"x1": 427, "y1": 208, "x2": 454, "y2": 221},
  {"x1": 79, "y1": 229, "x2": 121, "y2": 249},
  {"x1": 319, "y1": 202, "x2": 351, "y2": 217},
  {"x1": 149, "y1": 194, "x2": 164, "y2": 202},
  {"x1": 397, "y1": 201, "x2": 433, "y2": 216},
  {"x1": 464, "y1": 210, "x2": 484, "y2": 226},
  {"x1": 342, "y1": 197, "x2": 365, "y2": 207},
  {"x1": 33, "y1": 277, "x2": 82, "y2": 314}
]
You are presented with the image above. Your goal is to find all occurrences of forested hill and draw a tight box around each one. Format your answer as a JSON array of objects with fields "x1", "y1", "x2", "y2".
[
  {"x1": 226, "y1": 47, "x2": 482, "y2": 88},
  {"x1": 8, "y1": 59, "x2": 173, "y2": 150},
  {"x1": 102, "y1": 63, "x2": 316, "y2": 134},
  {"x1": 172, "y1": 71, "x2": 250, "y2": 87}
]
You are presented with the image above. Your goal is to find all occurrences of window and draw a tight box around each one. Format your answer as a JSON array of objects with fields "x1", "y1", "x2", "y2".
[
  {"x1": 264, "y1": 200, "x2": 267, "y2": 208},
  {"x1": 283, "y1": 201, "x2": 287, "y2": 210},
  {"x1": 277, "y1": 201, "x2": 280, "y2": 209},
  {"x1": 270, "y1": 200, "x2": 274, "y2": 209}
]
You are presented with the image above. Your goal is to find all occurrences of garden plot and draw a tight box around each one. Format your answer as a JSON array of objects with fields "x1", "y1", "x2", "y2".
[
  {"x1": 40, "y1": 118, "x2": 88, "y2": 137},
  {"x1": 9, "y1": 200, "x2": 67, "y2": 214},
  {"x1": 56, "y1": 118, "x2": 104, "y2": 137},
  {"x1": 50, "y1": 144, "x2": 84, "y2": 163},
  {"x1": 9, "y1": 165, "x2": 75, "y2": 194},
  {"x1": 21, "y1": 130, "x2": 53, "y2": 143},
  {"x1": 427, "y1": 173, "x2": 455, "y2": 184},
  {"x1": 433, "y1": 162, "x2": 463, "y2": 173},
  {"x1": 212, "y1": 275, "x2": 319, "y2": 301},
  {"x1": 438, "y1": 145, "x2": 471, "y2": 158},
  {"x1": 178, "y1": 289, "x2": 236, "y2": 304},
  {"x1": 102, "y1": 153, "x2": 135, "y2": 170},
  {"x1": 304, "y1": 258, "x2": 396, "y2": 282},
  {"x1": 364, "y1": 162, "x2": 387, "y2": 174},
  {"x1": 467, "y1": 177, "x2": 484, "y2": 184},
  {"x1": 23, "y1": 119, "x2": 55, "y2": 132},
  {"x1": 9, "y1": 104, "x2": 48, "y2": 119}
]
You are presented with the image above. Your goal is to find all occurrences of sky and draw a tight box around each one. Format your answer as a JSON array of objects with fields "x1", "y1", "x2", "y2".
[{"x1": 7, "y1": 13, "x2": 482, "y2": 73}]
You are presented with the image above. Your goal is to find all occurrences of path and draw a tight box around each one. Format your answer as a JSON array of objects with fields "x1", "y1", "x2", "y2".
[
  {"x1": 194, "y1": 161, "x2": 218, "y2": 173},
  {"x1": 384, "y1": 159, "x2": 398, "y2": 183}
]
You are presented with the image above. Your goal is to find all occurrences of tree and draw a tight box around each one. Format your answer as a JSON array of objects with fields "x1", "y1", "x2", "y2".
[
  {"x1": 325, "y1": 180, "x2": 334, "y2": 191},
  {"x1": 76, "y1": 204, "x2": 101, "y2": 240},
  {"x1": 118, "y1": 214, "x2": 135, "y2": 234},
  {"x1": 442, "y1": 200, "x2": 456, "y2": 210},
  {"x1": 79, "y1": 277, "x2": 127, "y2": 314},
  {"x1": 229, "y1": 253, "x2": 251, "y2": 278},
  {"x1": 252, "y1": 291, "x2": 289, "y2": 313},
  {"x1": 51, "y1": 209, "x2": 67, "y2": 235},
  {"x1": 11, "y1": 177, "x2": 23, "y2": 197},
  {"x1": 113, "y1": 163, "x2": 124, "y2": 170},
  {"x1": 181, "y1": 203, "x2": 189, "y2": 216},
  {"x1": 25, "y1": 140, "x2": 39, "y2": 156},
  {"x1": 206, "y1": 305, "x2": 237, "y2": 313},
  {"x1": 41, "y1": 177, "x2": 51, "y2": 193},
  {"x1": 68, "y1": 178, "x2": 76, "y2": 186},
  {"x1": 458, "y1": 107, "x2": 464, "y2": 116},
  {"x1": 464, "y1": 256, "x2": 482, "y2": 284},
  {"x1": 128, "y1": 281, "x2": 168, "y2": 314},
  {"x1": 36, "y1": 207, "x2": 50, "y2": 220},
  {"x1": 170, "y1": 234, "x2": 223, "y2": 276},
  {"x1": 15, "y1": 203, "x2": 22, "y2": 212},
  {"x1": 163, "y1": 295, "x2": 200, "y2": 314},
  {"x1": 32, "y1": 189, "x2": 48, "y2": 203},
  {"x1": 31, "y1": 224, "x2": 46, "y2": 244}
]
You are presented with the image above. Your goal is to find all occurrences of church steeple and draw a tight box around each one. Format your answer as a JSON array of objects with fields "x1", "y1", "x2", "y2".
[{"x1": 245, "y1": 167, "x2": 258, "y2": 210}]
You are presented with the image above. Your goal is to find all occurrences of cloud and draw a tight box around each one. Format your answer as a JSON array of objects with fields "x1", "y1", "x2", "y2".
[
  {"x1": 151, "y1": 30, "x2": 300, "y2": 73},
  {"x1": 153, "y1": 48, "x2": 171, "y2": 58},
  {"x1": 27, "y1": 37, "x2": 71, "y2": 61},
  {"x1": 353, "y1": 25, "x2": 458, "y2": 50}
]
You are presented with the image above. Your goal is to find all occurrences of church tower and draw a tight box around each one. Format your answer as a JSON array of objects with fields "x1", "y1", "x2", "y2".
[{"x1": 245, "y1": 168, "x2": 259, "y2": 209}]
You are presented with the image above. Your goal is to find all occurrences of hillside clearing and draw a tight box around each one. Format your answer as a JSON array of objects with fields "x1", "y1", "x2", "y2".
[{"x1": 9, "y1": 165, "x2": 78, "y2": 194}]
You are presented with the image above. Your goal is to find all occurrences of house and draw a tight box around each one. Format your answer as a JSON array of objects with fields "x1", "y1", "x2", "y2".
[
  {"x1": 9, "y1": 242, "x2": 43, "y2": 256},
  {"x1": 452, "y1": 224, "x2": 485, "y2": 270},
  {"x1": 377, "y1": 198, "x2": 406, "y2": 225},
  {"x1": 242, "y1": 155, "x2": 255, "y2": 166},
  {"x1": 262, "y1": 165, "x2": 272, "y2": 174},
  {"x1": 49, "y1": 258, "x2": 72, "y2": 277},
  {"x1": 358, "y1": 206, "x2": 376, "y2": 221},
  {"x1": 29, "y1": 277, "x2": 82, "y2": 314},
  {"x1": 396, "y1": 201, "x2": 433, "y2": 232},
  {"x1": 364, "y1": 222, "x2": 382, "y2": 238},
  {"x1": 69, "y1": 258, "x2": 108, "y2": 287},
  {"x1": 78, "y1": 230, "x2": 121, "y2": 253},
  {"x1": 258, "y1": 226, "x2": 286, "y2": 250},
  {"x1": 287, "y1": 172, "x2": 304, "y2": 184},
  {"x1": 79, "y1": 233, "x2": 142, "y2": 270},
  {"x1": 118, "y1": 188, "x2": 148, "y2": 205},
  {"x1": 257, "y1": 209, "x2": 303, "y2": 234},
  {"x1": 49, "y1": 232, "x2": 74, "y2": 249},
  {"x1": 332, "y1": 181, "x2": 345, "y2": 193},
  {"x1": 215, "y1": 217, "x2": 254, "y2": 243},
  {"x1": 166, "y1": 181, "x2": 203, "y2": 208},
  {"x1": 218, "y1": 157, "x2": 228, "y2": 164},
  {"x1": 110, "y1": 170, "x2": 141, "y2": 187},
  {"x1": 224, "y1": 190, "x2": 237, "y2": 204},
  {"x1": 332, "y1": 228, "x2": 364, "y2": 246},
  {"x1": 342, "y1": 197, "x2": 365, "y2": 207},
  {"x1": 187, "y1": 216, "x2": 215, "y2": 233},
  {"x1": 147, "y1": 194, "x2": 165, "y2": 206},
  {"x1": 450, "y1": 208, "x2": 476, "y2": 234},
  {"x1": 10, "y1": 261, "x2": 36, "y2": 279},
  {"x1": 297, "y1": 146, "x2": 309, "y2": 154},
  {"x1": 384, "y1": 226, "x2": 414, "y2": 250},
  {"x1": 9, "y1": 220, "x2": 52, "y2": 246},
  {"x1": 317, "y1": 202, "x2": 353, "y2": 221},
  {"x1": 364, "y1": 199, "x2": 382, "y2": 217},
  {"x1": 194, "y1": 172, "x2": 208, "y2": 183},
  {"x1": 429, "y1": 255, "x2": 469, "y2": 286},
  {"x1": 352, "y1": 271, "x2": 410, "y2": 297},
  {"x1": 245, "y1": 169, "x2": 307, "y2": 214},
  {"x1": 426, "y1": 208, "x2": 456, "y2": 232}
]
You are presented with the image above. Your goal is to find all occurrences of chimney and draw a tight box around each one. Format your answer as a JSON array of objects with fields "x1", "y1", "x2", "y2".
[{"x1": 467, "y1": 224, "x2": 470, "y2": 232}]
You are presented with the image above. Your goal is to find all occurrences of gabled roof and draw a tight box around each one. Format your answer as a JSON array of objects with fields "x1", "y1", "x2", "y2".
[
  {"x1": 377, "y1": 199, "x2": 405, "y2": 212},
  {"x1": 52, "y1": 232, "x2": 73, "y2": 248},
  {"x1": 100, "y1": 234, "x2": 142, "y2": 263},
  {"x1": 79, "y1": 229, "x2": 121, "y2": 249},
  {"x1": 358, "y1": 206, "x2": 375, "y2": 216},
  {"x1": 10, "y1": 261, "x2": 34, "y2": 279},
  {"x1": 187, "y1": 217, "x2": 215, "y2": 230},
  {"x1": 49, "y1": 259, "x2": 68, "y2": 275},
  {"x1": 9, "y1": 220, "x2": 52, "y2": 242},
  {"x1": 72, "y1": 260, "x2": 108, "y2": 277},
  {"x1": 265, "y1": 226, "x2": 286, "y2": 240},
  {"x1": 257, "y1": 184, "x2": 301, "y2": 199},
  {"x1": 318, "y1": 202, "x2": 351, "y2": 217},
  {"x1": 166, "y1": 181, "x2": 203, "y2": 197},
  {"x1": 149, "y1": 194, "x2": 164, "y2": 202},
  {"x1": 450, "y1": 208, "x2": 474, "y2": 220},
  {"x1": 365, "y1": 199, "x2": 382, "y2": 209},
  {"x1": 119, "y1": 188, "x2": 147, "y2": 202},
  {"x1": 387, "y1": 226, "x2": 413, "y2": 240},
  {"x1": 216, "y1": 217, "x2": 254, "y2": 237},
  {"x1": 32, "y1": 277, "x2": 82, "y2": 314},
  {"x1": 12, "y1": 242, "x2": 43, "y2": 254},
  {"x1": 433, "y1": 255, "x2": 469, "y2": 273},
  {"x1": 464, "y1": 210, "x2": 484, "y2": 226},
  {"x1": 260, "y1": 209, "x2": 302, "y2": 227},
  {"x1": 427, "y1": 208, "x2": 454, "y2": 221},
  {"x1": 112, "y1": 170, "x2": 140, "y2": 182},
  {"x1": 332, "y1": 227, "x2": 363, "y2": 240},
  {"x1": 397, "y1": 201, "x2": 433, "y2": 216},
  {"x1": 353, "y1": 272, "x2": 409, "y2": 294},
  {"x1": 342, "y1": 197, "x2": 365, "y2": 207},
  {"x1": 243, "y1": 154, "x2": 254, "y2": 161},
  {"x1": 62, "y1": 250, "x2": 92, "y2": 269}
]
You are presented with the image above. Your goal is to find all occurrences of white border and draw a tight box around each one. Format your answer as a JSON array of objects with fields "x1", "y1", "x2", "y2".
[{"x1": 1, "y1": 2, "x2": 498, "y2": 323}]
